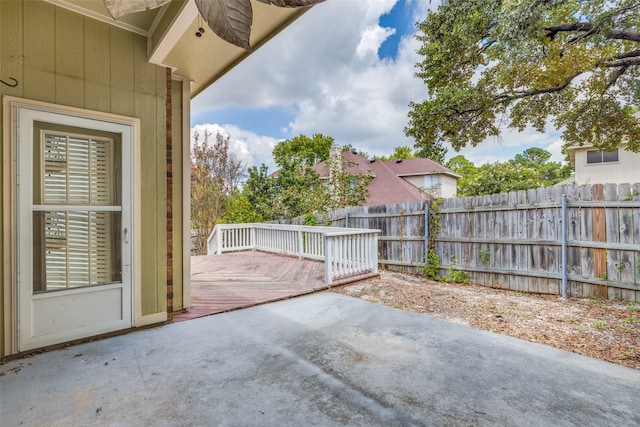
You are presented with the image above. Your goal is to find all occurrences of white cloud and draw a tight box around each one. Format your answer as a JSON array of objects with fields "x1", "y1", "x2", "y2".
[
  {"x1": 191, "y1": 0, "x2": 567, "y2": 168},
  {"x1": 356, "y1": 26, "x2": 396, "y2": 60},
  {"x1": 192, "y1": 1, "x2": 399, "y2": 112},
  {"x1": 191, "y1": 124, "x2": 280, "y2": 172}
]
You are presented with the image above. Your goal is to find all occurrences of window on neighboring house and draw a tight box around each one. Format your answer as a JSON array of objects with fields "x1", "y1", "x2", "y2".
[
  {"x1": 423, "y1": 174, "x2": 440, "y2": 189},
  {"x1": 586, "y1": 149, "x2": 619, "y2": 164}
]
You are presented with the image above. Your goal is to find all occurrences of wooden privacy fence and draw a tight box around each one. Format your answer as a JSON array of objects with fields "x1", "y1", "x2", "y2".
[
  {"x1": 296, "y1": 183, "x2": 640, "y2": 302},
  {"x1": 437, "y1": 183, "x2": 640, "y2": 301},
  {"x1": 288, "y1": 200, "x2": 429, "y2": 272},
  {"x1": 207, "y1": 223, "x2": 380, "y2": 285}
]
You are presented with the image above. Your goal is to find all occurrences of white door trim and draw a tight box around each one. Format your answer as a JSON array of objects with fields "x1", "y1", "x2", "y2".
[{"x1": 2, "y1": 96, "x2": 151, "y2": 354}]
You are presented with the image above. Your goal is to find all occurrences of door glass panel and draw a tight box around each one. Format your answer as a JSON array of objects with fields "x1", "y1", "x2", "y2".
[
  {"x1": 32, "y1": 211, "x2": 122, "y2": 293},
  {"x1": 32, "y1": 130, "x2": 121, "y2": 293}
]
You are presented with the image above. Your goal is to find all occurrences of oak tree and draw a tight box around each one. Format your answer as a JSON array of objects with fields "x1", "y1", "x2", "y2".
[{"x1": 406, "y1": 0, "x2": 640, "y2": 155}]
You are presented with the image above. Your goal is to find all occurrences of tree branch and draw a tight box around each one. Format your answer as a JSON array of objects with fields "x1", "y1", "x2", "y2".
[
  {"x1": 544, "y1": 22, "x2": 593, "y2": 40},
  {"x1": 567, "y1": 27, "x2": 598, "y2": 44},
  {"x1": 602, "y1": 57, "x2": 640, "y2": 67},
  {"x1": 478, "y1": 39, "x2": 496, "y2": 54},
  {"x1": 604, "y1": 67, "x2": 627, "y2": 92},
  {"x1": 545, "y1": 22, "x2": 640, "y2": 43},
  {"x1": 494, "y1": 72, "x2": 582, "y2": 102},
  {"x1": 615, "y1": 49, "x2": 640, "y2": 60},
  {"x1": 605, "y1": 29, "x2": 640, "y2": 42}
]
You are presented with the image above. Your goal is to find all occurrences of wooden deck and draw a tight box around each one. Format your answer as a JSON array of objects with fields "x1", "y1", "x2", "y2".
[{"x1": 174, "y1": 251, "x2": 359, "y2": 322}]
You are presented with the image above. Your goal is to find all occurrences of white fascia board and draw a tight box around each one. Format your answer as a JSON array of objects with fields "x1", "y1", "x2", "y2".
[{"x1": 149, "y1": 0, "x2": 198, "y2": 67}]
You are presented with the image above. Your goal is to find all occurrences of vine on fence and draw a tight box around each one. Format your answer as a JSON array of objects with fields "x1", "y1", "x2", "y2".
[
  {"x1": 480, "y1": 249, "x2": 490, "y2": 266},
  {"x1": 423, "y1": 198, "x2": 442, "y2": 281},
  {"x1": 423, "y1": 199, "x2": 471, "y2": 284}
]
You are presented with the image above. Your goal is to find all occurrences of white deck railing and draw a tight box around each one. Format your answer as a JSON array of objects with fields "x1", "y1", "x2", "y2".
[{"x1": 207, "y1": 223, "x2": 380, "y2": 284}]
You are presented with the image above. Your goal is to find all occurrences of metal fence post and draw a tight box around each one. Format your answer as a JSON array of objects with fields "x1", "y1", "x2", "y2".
[
  {"x1": 424, "y1": 202, "x2": 429, "y2": 264},
  {"x1": 561, "y1": 194, "x2": 568, "y2": 298}
]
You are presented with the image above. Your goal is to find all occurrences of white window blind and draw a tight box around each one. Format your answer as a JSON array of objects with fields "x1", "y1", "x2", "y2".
[{"x1": 35, "y1": 131, "x2": 120, "y2": 291}]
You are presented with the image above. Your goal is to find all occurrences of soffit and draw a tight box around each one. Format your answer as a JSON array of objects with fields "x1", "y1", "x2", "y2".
[
  {"x1": 162, "y1": 1, "x2": 306, "y2": 98},
  {"x1": 45, "y1": 0, "x2": 165, "y2": 36},
  {"x1": 45, "y1": 0, "x2": 309, "y2": 99}
]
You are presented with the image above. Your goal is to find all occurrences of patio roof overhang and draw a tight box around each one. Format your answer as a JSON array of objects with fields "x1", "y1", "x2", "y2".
[{"x1": 45, "y1": 0, "x2": 311, "y2": 98}]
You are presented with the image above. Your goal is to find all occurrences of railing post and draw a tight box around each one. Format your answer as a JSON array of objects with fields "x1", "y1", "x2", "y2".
[
  {"x1": 324, "y1": 235, "x2": 332, "y2": 284},
  {"x1": 216, "y1": 226, "x2": 222, "y2": 255},
  {"x1": 297, "y1": 229, "x2": 303, "y2": 259},
  {"x1": 372, "y1": 233, "x2": 378, "y2": 274},
  {"x1": 251, "y1": 224, "x2": 256, "y2": 251}
]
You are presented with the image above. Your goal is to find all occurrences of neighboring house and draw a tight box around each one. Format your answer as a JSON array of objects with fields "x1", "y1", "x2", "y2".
[
  {"x1": 312, "y1": 147, "x2": 460, "y2": 206},
  {"x1": 566, "y1": 112, "x2": 640, "y2": 185},
  {"x1": 1, "y1": 0, "x2": 314, "y2": 357},
  {"x1": 383, "y1": 156, "x2": 460, "y2": 199}
]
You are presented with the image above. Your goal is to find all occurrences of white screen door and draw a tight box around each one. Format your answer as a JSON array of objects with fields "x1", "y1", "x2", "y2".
[{"x1": 16, "y1": 106, "x2": 134, "y2": 351}]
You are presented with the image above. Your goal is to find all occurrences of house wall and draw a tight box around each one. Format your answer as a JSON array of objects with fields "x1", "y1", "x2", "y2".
[
  {"x1": 401, "y1": 175, "x2": 425, "y2": 192},
  {"x1": 401, "y1": 174, "x2": 459, "y2": 198},
  {"x1": 440, "y1": 175, "x2": 458, "y2": 198},
  {"x1": 1, "y1": 0, "x2": 185, "y2": 354},
  {"x1": 573, "y1": 144, "x2": 640, "y2": 185}
]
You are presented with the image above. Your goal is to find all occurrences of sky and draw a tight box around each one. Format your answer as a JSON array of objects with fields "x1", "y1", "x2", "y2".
[{"x1": 190, "y1": 0, "x2": 566, "y2": 173}]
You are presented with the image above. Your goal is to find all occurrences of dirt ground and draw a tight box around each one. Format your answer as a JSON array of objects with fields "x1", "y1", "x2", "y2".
[{"x1": 333, "y1": 271, "x2": 640, "y2": 370}]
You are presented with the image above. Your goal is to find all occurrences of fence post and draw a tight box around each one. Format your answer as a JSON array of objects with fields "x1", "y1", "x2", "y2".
[
  {"x1": 345, "y1": 211, "x2": 349, "y2": 228},
  {"x1": 424, "y1": 202, "x2": 429, "y2": 264},
  {"x1": 561, "y1": 194, "x2": 568, "y2": 298},
  {"x1": 297, "y1": 229, "x2": 303, "y2": 259}
]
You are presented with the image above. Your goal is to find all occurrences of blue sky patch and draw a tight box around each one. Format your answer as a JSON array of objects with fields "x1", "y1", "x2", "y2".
[
  {"x1": 378, "y1": 0, "x2": 417, "y2": 60},
  {"x1": 191, "y1": 106, "x2": 295, "y2": 138}
]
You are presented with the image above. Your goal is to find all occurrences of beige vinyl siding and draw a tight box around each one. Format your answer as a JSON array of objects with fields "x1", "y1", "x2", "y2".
[
  {"x1": 1, "y1": 0, "x2": 186, "y2": 351},
  {"x1": 573, "y1": 143, "x2": 640, "y2": 185},
  {"x1": 440, "y1": 175, "x2": 458, "y2": 198},
  {"x1": 401, "y1": 175, "x2": 424, "y2": 191},
  {"x1": 400, "y1": 174, "x2": 459, "y2": 199}
]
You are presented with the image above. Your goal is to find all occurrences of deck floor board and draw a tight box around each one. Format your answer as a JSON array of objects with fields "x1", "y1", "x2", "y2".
[{"x1": 173, "y1": 252, "x2": 328, "y2": 322}]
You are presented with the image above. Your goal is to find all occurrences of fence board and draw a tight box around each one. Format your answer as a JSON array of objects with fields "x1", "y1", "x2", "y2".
[{"x1": 283, "y1": 183, "x2": 639, "y2": 301}]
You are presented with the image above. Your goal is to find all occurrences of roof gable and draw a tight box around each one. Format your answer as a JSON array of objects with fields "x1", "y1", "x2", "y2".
[
  {"x1": 383, "y1": 157, "x2": 460, "y2": 178},
  {"x1": 312, "y1": 151, "x2": 432, "y2": 205}
]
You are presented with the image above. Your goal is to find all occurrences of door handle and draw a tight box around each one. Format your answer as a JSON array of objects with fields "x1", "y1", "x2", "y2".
[{"x1": 123, "y1": 227, "x2": 129, "y2": 244}]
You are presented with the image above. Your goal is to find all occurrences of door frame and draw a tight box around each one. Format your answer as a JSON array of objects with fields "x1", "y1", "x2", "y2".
[{"x1": 3, "y1": 96, "x2": 145, "y2": 355}]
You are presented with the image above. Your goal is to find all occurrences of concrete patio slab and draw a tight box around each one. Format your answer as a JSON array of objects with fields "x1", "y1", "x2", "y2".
[{"x1": 1, "y1": 293, "x2": 639, "y2": 426}]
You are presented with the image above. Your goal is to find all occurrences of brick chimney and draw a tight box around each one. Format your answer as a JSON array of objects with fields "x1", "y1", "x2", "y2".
[{"x1": 329, "y1": 144, "x2": 342, "y2": 179}]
